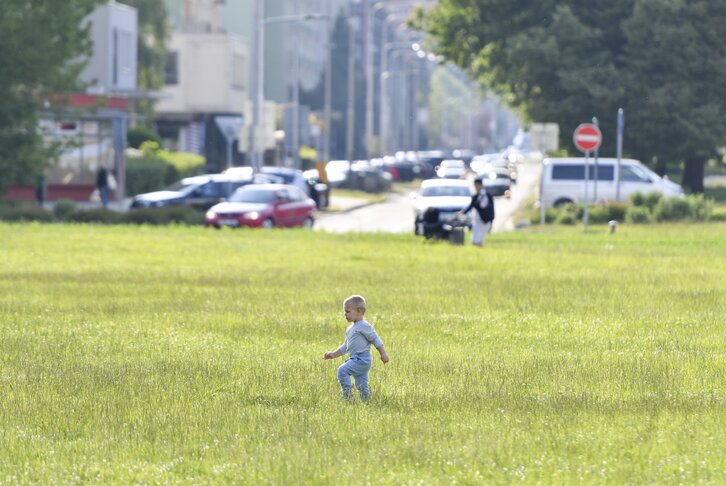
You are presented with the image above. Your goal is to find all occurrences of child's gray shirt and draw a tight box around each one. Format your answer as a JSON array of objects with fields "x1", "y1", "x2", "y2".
[{"x1": 335, "y1": 319, "x2": 383, "y2": 357}]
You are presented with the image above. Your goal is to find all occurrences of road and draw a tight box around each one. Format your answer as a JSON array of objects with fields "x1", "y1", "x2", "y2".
[{"x1": 315, "y1": 160, "x2": 541, "y2": 234}]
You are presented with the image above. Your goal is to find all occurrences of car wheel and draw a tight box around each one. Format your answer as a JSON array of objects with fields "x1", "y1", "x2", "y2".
[
  {"x1": 262, "y1": 218, "x2": 275, "y2": 229},
  {"x1": 302, "y1": 216, "x2": 314, "y2": 229}
]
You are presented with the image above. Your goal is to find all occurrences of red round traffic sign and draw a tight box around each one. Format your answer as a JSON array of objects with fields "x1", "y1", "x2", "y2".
[{"x1": 573, "y1": 123, "x2": 602, "y2": 153}]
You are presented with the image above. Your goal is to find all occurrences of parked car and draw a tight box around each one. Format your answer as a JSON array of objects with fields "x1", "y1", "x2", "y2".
[
  {"x1": 258, "y1": 166, "x2": 329, "y2": 209},
  {"x1": 471, "y1": 153, "x2": 518, "y2": 184},
  {"x1": 412, "y1": 178, "x2": 473, "y2": 236},
  {"x1": 435, "y1": 159, "x2": 468, "y2": 179},
  {"x1": 205, "y1": 184, "x2": 316, "y2": 229},
  {"x1": 540, "y1": 157, "x2": 685, "y2": 208},
  {"x1": 325, "y1": 160, "x2": 351, "y2": 188},
  {"x1": 481, "y1": 169, "x2": 512, "y2": 197},
  {"x1": 348, "y1": 161, "x2": 392, "y2": 193},
  {"x1": 130, "y1": 173, "x2": 274, "y2": 210}
]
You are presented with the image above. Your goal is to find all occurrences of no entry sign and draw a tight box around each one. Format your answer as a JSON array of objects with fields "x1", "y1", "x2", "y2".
[{"x1": 573, "y1": 123, "x2": 602, "y2": 153}]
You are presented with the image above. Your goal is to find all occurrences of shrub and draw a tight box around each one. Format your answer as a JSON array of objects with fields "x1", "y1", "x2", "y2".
[
  {"x1": 653, "y1": 196, "x2": 692, "y2": 221},
  {"x1": 710, "y1": 205, "x2": 726, "y2": 222},
  {"x1": 587, "y1": 205, "x2": 611, "y2": 224},
  {"x1": 125, "y1": 142, "x2": 205, "y2": 196},
  {"x1": 66, "y1": 208, "x2": 123, "y2": 224},
  {"x1": 124, "y1": 206, "x2": 204, "y2": 226},
  {"x1": 127, "y1": 125, "x2": 162, "y2": 149},
  {"x1": 643, "y1": 191, "x2": 663, "y2": 211},
  {"x1": 685, "y1": 194, "x2": 714, "y2": 221},
  {"x1": 555, "y1": 211, "x2": 578, "y2": 225},
  {"x1": 630, "y1": 192, "x2": 646, "y2": 207},
  {"x1": 0, "y1": 205, "x2": 52, "y2": 223},
  {"x1": 606, "y1": 202, "x2": 629, "y2": 222},
  {"x1": 625, "y1": 206, "x2": 653, "y2": 224},
  {"x1": 52, "y1": 199, "x2": 77, "y2": 221}
]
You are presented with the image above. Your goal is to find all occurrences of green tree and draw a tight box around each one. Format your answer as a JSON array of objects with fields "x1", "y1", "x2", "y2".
[
  {"x1": 416, "y1": 0, "x2": 726, "y2": 192},
  {"x1": 0, "y1": 0, "x2": 104, "y2": 195}
]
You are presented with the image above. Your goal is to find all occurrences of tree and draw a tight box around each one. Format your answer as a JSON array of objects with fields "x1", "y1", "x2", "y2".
[
  {"x1": 0, "y1": 0, "x2": 104, "y2": 195},
  {"x1": 416, "y1": 0, "x2": 726, "y2": 192}
]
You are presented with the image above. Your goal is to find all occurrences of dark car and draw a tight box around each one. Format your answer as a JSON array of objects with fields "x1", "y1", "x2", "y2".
[
  {"x1": 260, "y1": 166, "x2": 329, "y2": 209},
  {"x1": 205, "y1": 184, "x2": 316, "y2": 229},
  {"x1": 346, "y1": 161, "x2": 392, "y2": 193},
  {"x1": 481, "y1": 169, "x2": 512, "y2": 197},
  {"x1": 130, "y1": 173, "x2": 276, "y2": 210}
]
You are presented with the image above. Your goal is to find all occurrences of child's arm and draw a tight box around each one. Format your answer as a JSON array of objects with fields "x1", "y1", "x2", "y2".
[
  {"x1": 323, "y1": 349, "x2": 343, "y2": 360},
  {"x1": 376, "y1": 344, "x2": 390, "y2": 364}
]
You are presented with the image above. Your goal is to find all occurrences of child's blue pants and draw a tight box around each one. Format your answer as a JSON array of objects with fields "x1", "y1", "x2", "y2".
[{"x1": 337, "y1": 354, "x2": 372, "y2": 400}]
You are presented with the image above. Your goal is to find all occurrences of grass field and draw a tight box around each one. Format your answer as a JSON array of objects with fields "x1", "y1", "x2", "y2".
[{"x1": 1, "y1": 222, "x2": 724, "y2": 484}]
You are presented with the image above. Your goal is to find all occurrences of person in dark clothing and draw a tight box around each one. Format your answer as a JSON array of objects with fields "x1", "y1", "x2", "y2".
[
  {"x1": 458, "y1": 177, "x2": 495, "y2": 247},
  {"x1": 97, "y1": 167, "x2": 109, "y2": 207}
]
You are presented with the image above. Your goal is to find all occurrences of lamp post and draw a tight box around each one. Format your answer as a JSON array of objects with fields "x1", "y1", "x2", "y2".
[
  {"x1": 366, "y1": 2, "x2": 387, "y2": 157},
  {"x1": 252, "y1": 10, "x2": 330, "y2": 171},
  {"x1": 380, "y1": 43, "x2": 417, "y2": 154}
]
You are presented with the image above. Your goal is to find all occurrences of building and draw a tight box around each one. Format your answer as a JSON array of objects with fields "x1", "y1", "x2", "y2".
[{"x1": 157, "y1": 0, "x2": 249, "y2": 171}]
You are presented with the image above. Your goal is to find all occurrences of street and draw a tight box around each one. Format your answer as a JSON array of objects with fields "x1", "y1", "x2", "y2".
[{"x1": 315, "y1": 160, "x2": 541, "y2": 234}]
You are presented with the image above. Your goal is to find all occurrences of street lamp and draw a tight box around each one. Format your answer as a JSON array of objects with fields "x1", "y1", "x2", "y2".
[
  {"x1": 365, "y1": 2, "x2": 388, "y2": 158},
  {"x1": 252, "y1": 8, "x2": 330, "y2": 171},
  {"x1": 380, "y1": 43, "x2": 418, "y2": 154}
]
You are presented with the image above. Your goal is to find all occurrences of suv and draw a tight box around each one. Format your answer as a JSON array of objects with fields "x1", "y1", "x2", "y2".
[{"x1": 130, "y1": 173, "x2": 274, "y2": 210}]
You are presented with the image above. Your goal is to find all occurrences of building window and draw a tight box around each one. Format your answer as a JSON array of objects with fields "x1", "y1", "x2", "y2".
[{"x1": 165, "y1": 51, "x2": 179, "y2": 85}]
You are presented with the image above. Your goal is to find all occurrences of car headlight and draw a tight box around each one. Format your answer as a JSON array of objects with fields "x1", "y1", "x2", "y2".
[
  {"x1": 243, "y1": 211, "x2": 260, "y2": 220},
  {"x1": 205, "y1": 210, "x2": 216, "y2": 219}
]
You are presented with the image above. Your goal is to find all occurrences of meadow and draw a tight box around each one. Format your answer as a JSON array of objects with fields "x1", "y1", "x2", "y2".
[{"x1": 0, "y1": 222, "x2": 724, "y2": 484}]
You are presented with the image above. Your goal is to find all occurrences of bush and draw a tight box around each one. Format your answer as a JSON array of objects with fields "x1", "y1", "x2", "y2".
[
  {"x1": 710, "y1": 206, "x2": 726, "y2": 222},
  {"x1": 685, "y1": 194, "x2": 714, "y2": 221},
  {"x1": 124, "y1": 206, "x2": 204, "y2": 226},
  {"x1": 625, "y1": 206, "x2": 653, "y2": 224},
  {"x1": 52, "y1": 199, "x2": 77, "y2": 221},
  {"x1": 630, "y1": 192, "x2": 646, "y2": 207},
  {"x1": 127, "y1": 125, "x2": 162, "y2": 149},
  {"x1": 606, "y1": 202, "x2": 629, "y2": 222},
  {"x1": 65, "y1": 208, "x2": 123, "y2": 224},
  {"x1": 653, "y1": 196, "x2": 692, "y2": 222},
  {"x1": 643, "y1": 191, "x2": 663, "y2": 211},
  {"x1": 555, "y1": 211, "x2": 578, "y2": 225},
  {"x1": 125, "y1": 142, "x2": 205, "y2": 196},
  {"x1": 587, "y1": 205, "x2": 611, "y2": 224},
  {"x1": 0, "y1": 205, "x2": 52, "y2": 223}
]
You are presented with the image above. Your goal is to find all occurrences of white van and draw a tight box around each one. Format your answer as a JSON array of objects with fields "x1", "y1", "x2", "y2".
[{"x1": 540, "y1": 157, "x2": 684, "y2": 208}]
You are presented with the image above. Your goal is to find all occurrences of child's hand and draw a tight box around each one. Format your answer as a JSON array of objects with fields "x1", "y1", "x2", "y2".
[
  {"x1": 323, "y1": 352, "x2": 333, "y2": 360},
  {"x1": 381, "y1": 354, "x2": 390, "y2": 364}
]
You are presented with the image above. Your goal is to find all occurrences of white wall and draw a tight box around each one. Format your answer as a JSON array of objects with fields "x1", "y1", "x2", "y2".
[
  {"x1": 156, "y1": 32, "x2": 248, "y2": 115},
  {"x1": 81, "y1": 1, "x2": 138, "y2": 92}
]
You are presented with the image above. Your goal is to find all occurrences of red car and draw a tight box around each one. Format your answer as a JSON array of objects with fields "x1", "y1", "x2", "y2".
[{"x1": 205, "y1": 184, "x2": 316, "y2": 229}]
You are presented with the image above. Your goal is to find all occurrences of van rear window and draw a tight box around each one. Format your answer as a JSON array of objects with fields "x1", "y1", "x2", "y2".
[{"x1": 551, "y1": 164, "x2": 614, "y2": 181}]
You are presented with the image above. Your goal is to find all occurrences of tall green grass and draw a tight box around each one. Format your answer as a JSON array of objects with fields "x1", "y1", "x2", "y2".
[{"x1": 1, "y1": 222, "x2": 724, "y2": 484}]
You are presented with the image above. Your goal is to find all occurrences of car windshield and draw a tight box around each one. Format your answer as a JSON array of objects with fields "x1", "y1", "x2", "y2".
[
  {"x1": 163, "y1": 180, "x2": 204, "y2": 195},
  {"x1": 229, "y1": 189, "x2": 275, "y2": 203},
  {"x1": 421, "y1": 186, "x2": 470, "y2": 197}
]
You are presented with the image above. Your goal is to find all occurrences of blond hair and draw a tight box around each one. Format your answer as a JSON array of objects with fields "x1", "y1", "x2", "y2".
[{"x1": 344, "y1": 295, "x2": 366, "y2": 313}]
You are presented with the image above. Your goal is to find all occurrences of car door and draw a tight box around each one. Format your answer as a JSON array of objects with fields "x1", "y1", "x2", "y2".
[
  {"x1": 186, "y1": 181, "x2": 224, "y2": 210},
  {"x1": 272, "y1": 189, "x2": 294, "y2": 226},
  {"x1": 286, "y1": 187, "x2": 311, "y2": 225}
]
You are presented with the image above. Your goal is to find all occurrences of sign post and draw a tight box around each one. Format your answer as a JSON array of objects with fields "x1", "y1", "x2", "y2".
[
  {"x1": 615, "y1": 108, "x2": 624, "y2": 201},
  {"x1": 573, "y1": 123, "x2": 603, "y2": 230}
]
